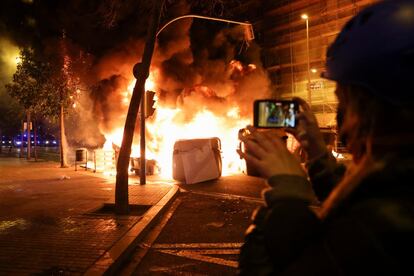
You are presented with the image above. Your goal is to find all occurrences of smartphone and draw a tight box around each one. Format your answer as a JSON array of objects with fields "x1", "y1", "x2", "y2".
[{"x1": 253, "y1": 99, "x2": 298, "y2": 128}]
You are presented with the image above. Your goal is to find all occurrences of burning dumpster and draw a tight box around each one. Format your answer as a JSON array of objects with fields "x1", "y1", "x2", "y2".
[
  {"x1": 173, "y1": 137, "x2": 222, "y2": 184},
  {"x1": 130, "y1": 157, "x2": 159, "y2": 175}
]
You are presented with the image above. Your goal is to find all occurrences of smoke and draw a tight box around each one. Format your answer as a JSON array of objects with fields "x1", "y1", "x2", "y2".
[
  {"x1": 80, "y1": 11, "x2": 272, "y2": 145},
  {"x1": 90, "y1": 74, "x2": 130, "y2": 133},
  {"x1": 0, "y1": 37, "x2": 20, "y2": 88},
  {"x1": 150, "y1": 21, "x2": 271, "y2": 124},
  {"x1": 0, "y1": 0, "x2": 272, "y2": 149}
]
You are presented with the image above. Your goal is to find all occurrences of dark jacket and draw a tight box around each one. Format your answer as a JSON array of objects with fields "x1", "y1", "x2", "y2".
[{"x1": 239, "y1": 154, "x2": 414, "y2": 275}]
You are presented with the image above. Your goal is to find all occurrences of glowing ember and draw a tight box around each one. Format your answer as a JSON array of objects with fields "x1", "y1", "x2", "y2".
[{"x1": 332, "y1": 150, "x2": 344, "y2": 159}]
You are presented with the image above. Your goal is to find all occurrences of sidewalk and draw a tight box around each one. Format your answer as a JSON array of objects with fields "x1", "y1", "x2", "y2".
[{"x1": 0, "y1": 157, "x2": 179, "y2": 275}]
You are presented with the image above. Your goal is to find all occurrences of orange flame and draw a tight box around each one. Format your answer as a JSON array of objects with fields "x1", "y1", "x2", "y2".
[{"x1": 102, "y1": 66, "x2": 252, "y2": 178}]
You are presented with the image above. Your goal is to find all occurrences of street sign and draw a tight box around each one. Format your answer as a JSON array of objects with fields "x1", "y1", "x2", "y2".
[
  {"x1": 309, "y1": 80, "x2": 324, "y2": 90},
  {"x1": 23, "y1": 122, "x2": 33, "y2": 131}
]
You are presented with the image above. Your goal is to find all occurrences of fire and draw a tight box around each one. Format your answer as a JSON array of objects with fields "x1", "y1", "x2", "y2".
[
  {"x1": 145, "y1": 107, "x2": 249, "y2": 177},
  {"x1": 103, "y1": 128, "x2": 124, "y2": 149},
  {"x1": 145, "y1": 68, "x2": 157, "y2": 91},
  {"x1": 101, "y1": 64, "x2": 253, "y2": 179},
  {"x1": 332, "y1": 150, "x2": 344, "y2": 159},
  {"x1": 103, "y1": 103, "x2": 249, "y2": 178},
  {"x1": 121, "y1": 70, "x2": 158, "y2": 105}
]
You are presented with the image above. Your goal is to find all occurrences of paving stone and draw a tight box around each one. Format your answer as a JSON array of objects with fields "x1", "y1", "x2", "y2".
[{"x1": 0, "y1": 157, "x2": 174, "y2": 274}]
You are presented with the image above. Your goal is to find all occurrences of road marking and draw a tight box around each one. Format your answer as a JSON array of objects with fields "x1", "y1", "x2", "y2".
[
  {"x1": 180, "y1": 189, "x2": 264, "y2": 204},
  {"x1": 118, "y1": 198, "x2": 182, "y2": 274},
  {"x1": 153, "y1": 243, "x2": 242, "y2": 268},
  {"x1": 153, "y1": 243, "x2": 243, "y2": 249}
]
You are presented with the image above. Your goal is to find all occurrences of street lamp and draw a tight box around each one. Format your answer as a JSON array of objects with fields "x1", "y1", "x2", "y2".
[
  {"x1": 156, "y1": 15, "x2": 254, "y2": 40},
  {"x1": 138, "y1": 14, "x2": 255, "y2": 185},
  {"x1": 301, "y1": 14, "x2": 312, "y2": 107}
]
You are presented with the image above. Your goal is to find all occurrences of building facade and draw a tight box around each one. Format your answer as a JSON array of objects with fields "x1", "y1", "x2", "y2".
[{"x1": 234, "y1": 0, "x2": 376, "y2": 127}]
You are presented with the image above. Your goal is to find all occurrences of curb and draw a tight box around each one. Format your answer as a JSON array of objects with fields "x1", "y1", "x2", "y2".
[{"x1": 84, "y1": 185, "x2": 180, "y2": 275}]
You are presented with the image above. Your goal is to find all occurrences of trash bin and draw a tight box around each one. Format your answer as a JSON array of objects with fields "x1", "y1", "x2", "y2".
[
  {"x1": 173, "y1": 137, "x2": 222, "y2": 184},
  {"x1": 130, "y1": 157, "x2": 158, "y2": 175},
  {"x1": 75, "y1": 148, "x2": 88, "y2": 171}
]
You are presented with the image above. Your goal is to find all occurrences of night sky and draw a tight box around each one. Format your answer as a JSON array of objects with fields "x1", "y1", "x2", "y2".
[
  {"x1": 0, "y1": 0, "x2": 249, "y2": 60},
  {"x1": 0, "y1": 0, "x2": 270, "y2": 146}
]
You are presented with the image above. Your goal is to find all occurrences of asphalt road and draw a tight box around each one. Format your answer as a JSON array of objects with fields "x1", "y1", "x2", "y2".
[
  {"x1": 119, "y1": 173, "x2": 267, "y2": 275},
  {"x1": 177, "y1": 174, "x2": 268, "y2": 201},
  {"x1": 122, "y1": 191, "x2": 262, "y2": 275}
]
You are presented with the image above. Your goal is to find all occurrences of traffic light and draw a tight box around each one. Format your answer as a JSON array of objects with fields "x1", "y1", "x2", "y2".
[{"x1": 145, "y1": 90, "x2": 156, "y2": 118}]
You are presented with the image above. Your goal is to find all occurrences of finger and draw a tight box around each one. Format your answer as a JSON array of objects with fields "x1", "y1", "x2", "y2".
[
  {"x1": 286, "y1": 118, "x2": 307, "y2": 140},
  {"x1": 246, "y1": 125, "x2": 257, "y2": 134},
  {"x1": 248, "y1": 130, "x2": 281, "y2": 153},
  {"x1": 242, "y1": 138, "x2": 268, "y2": 160},
  {"x1": 246, "y1": 126, "x2": 289, "y2": 153},
  {"x1": 292, "y1": 97, "x2": 311, "y2": 112},
  {"x1": 236, "y1": 149, "x2": 261, "y2": 168},
  {"x1": 239, "y1": 133, "x2": 258, "y2": 146},
  {"x1": 296, "y1": 111, "x2": 314, "y2": 125},
  {"x1": 285, "y1": 127, "x2": 298, "y2": 136},
  {"x1": 261, "y1": 131, "x2": 285, "y2": 149},
  {"x1": 262, "y1": 129, "x2": 282, "y2": 141},
  {"x1": 300, "y1": 140, "x2": 310, "y2": 150}
]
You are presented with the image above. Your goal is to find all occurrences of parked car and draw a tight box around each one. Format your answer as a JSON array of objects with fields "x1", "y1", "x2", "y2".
[
  {"x1": 12, "y1": 133, "x2": 59, "y2": 147},
  {"x1": 13, "y1": 133, "x2": 39, "y2": 147},
  {"x1": 42, "y1": 134, "x2": 59, "y2": 147}
]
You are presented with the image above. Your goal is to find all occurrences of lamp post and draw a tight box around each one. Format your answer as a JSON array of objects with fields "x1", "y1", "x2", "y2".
[
  {"x1": 156, "y1": 15, "x2": 254, "y2": 40},
  {"x1": 301, "y1": 14, "x2": 312, "y2": 107}
]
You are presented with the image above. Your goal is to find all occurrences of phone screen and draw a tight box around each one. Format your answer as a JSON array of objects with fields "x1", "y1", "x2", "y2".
[{"x1": 254, "y1": 100, "x2": 298, "y2": 128}]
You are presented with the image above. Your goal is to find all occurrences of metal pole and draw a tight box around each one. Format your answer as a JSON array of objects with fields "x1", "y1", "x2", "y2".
[
  {"x1": 140, "y1": 92, "x2": 146, "y2": 185},
  {"x1": 20, "y1": 120, "x2": 24, "y2": 158},
  {"x1": 157, "y1": 14, "x2": 253, "y2": 37},
  {"x1": 305, "y1": 18, "x2": 312, "y2": 107},
  {"x1": 27, "y1": 111, "x2": 31, "y2": 160}
]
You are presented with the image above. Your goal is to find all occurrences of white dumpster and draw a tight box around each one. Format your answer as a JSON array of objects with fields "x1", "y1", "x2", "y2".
[{"x1": 173, "y1": 137, "x2": 222, "y2": 184}]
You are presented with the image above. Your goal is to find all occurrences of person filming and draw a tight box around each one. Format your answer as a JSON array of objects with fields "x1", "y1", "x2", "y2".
[{"x1": 237, "y1": 0, "x2": 414, "y2": 275}]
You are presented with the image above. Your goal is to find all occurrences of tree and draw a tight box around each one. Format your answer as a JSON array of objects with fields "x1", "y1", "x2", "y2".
[
  {"x1": 115, "y1": 0, "x2": 165, "y2": 214},
  {"x1": 39, "y1": 36, "x2": 82, "y2": 168},
  {"x1": 114, "y1": 0, "x2": 241, "y2": 214},
  {"x1": 6, "y1": 45, "x2": 80, "y2": 166},
  {"x1": 5, "y1": 48, "x2": 48, "y2": 160}
]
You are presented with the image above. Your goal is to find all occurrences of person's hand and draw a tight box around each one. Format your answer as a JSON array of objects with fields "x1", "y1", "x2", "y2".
[
  {"x1": 287, "y1": 97, "x2": 328, "y2": 160},
  {"x1": 237, "y1": 125, "x2": 307, "y2": 179}
]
